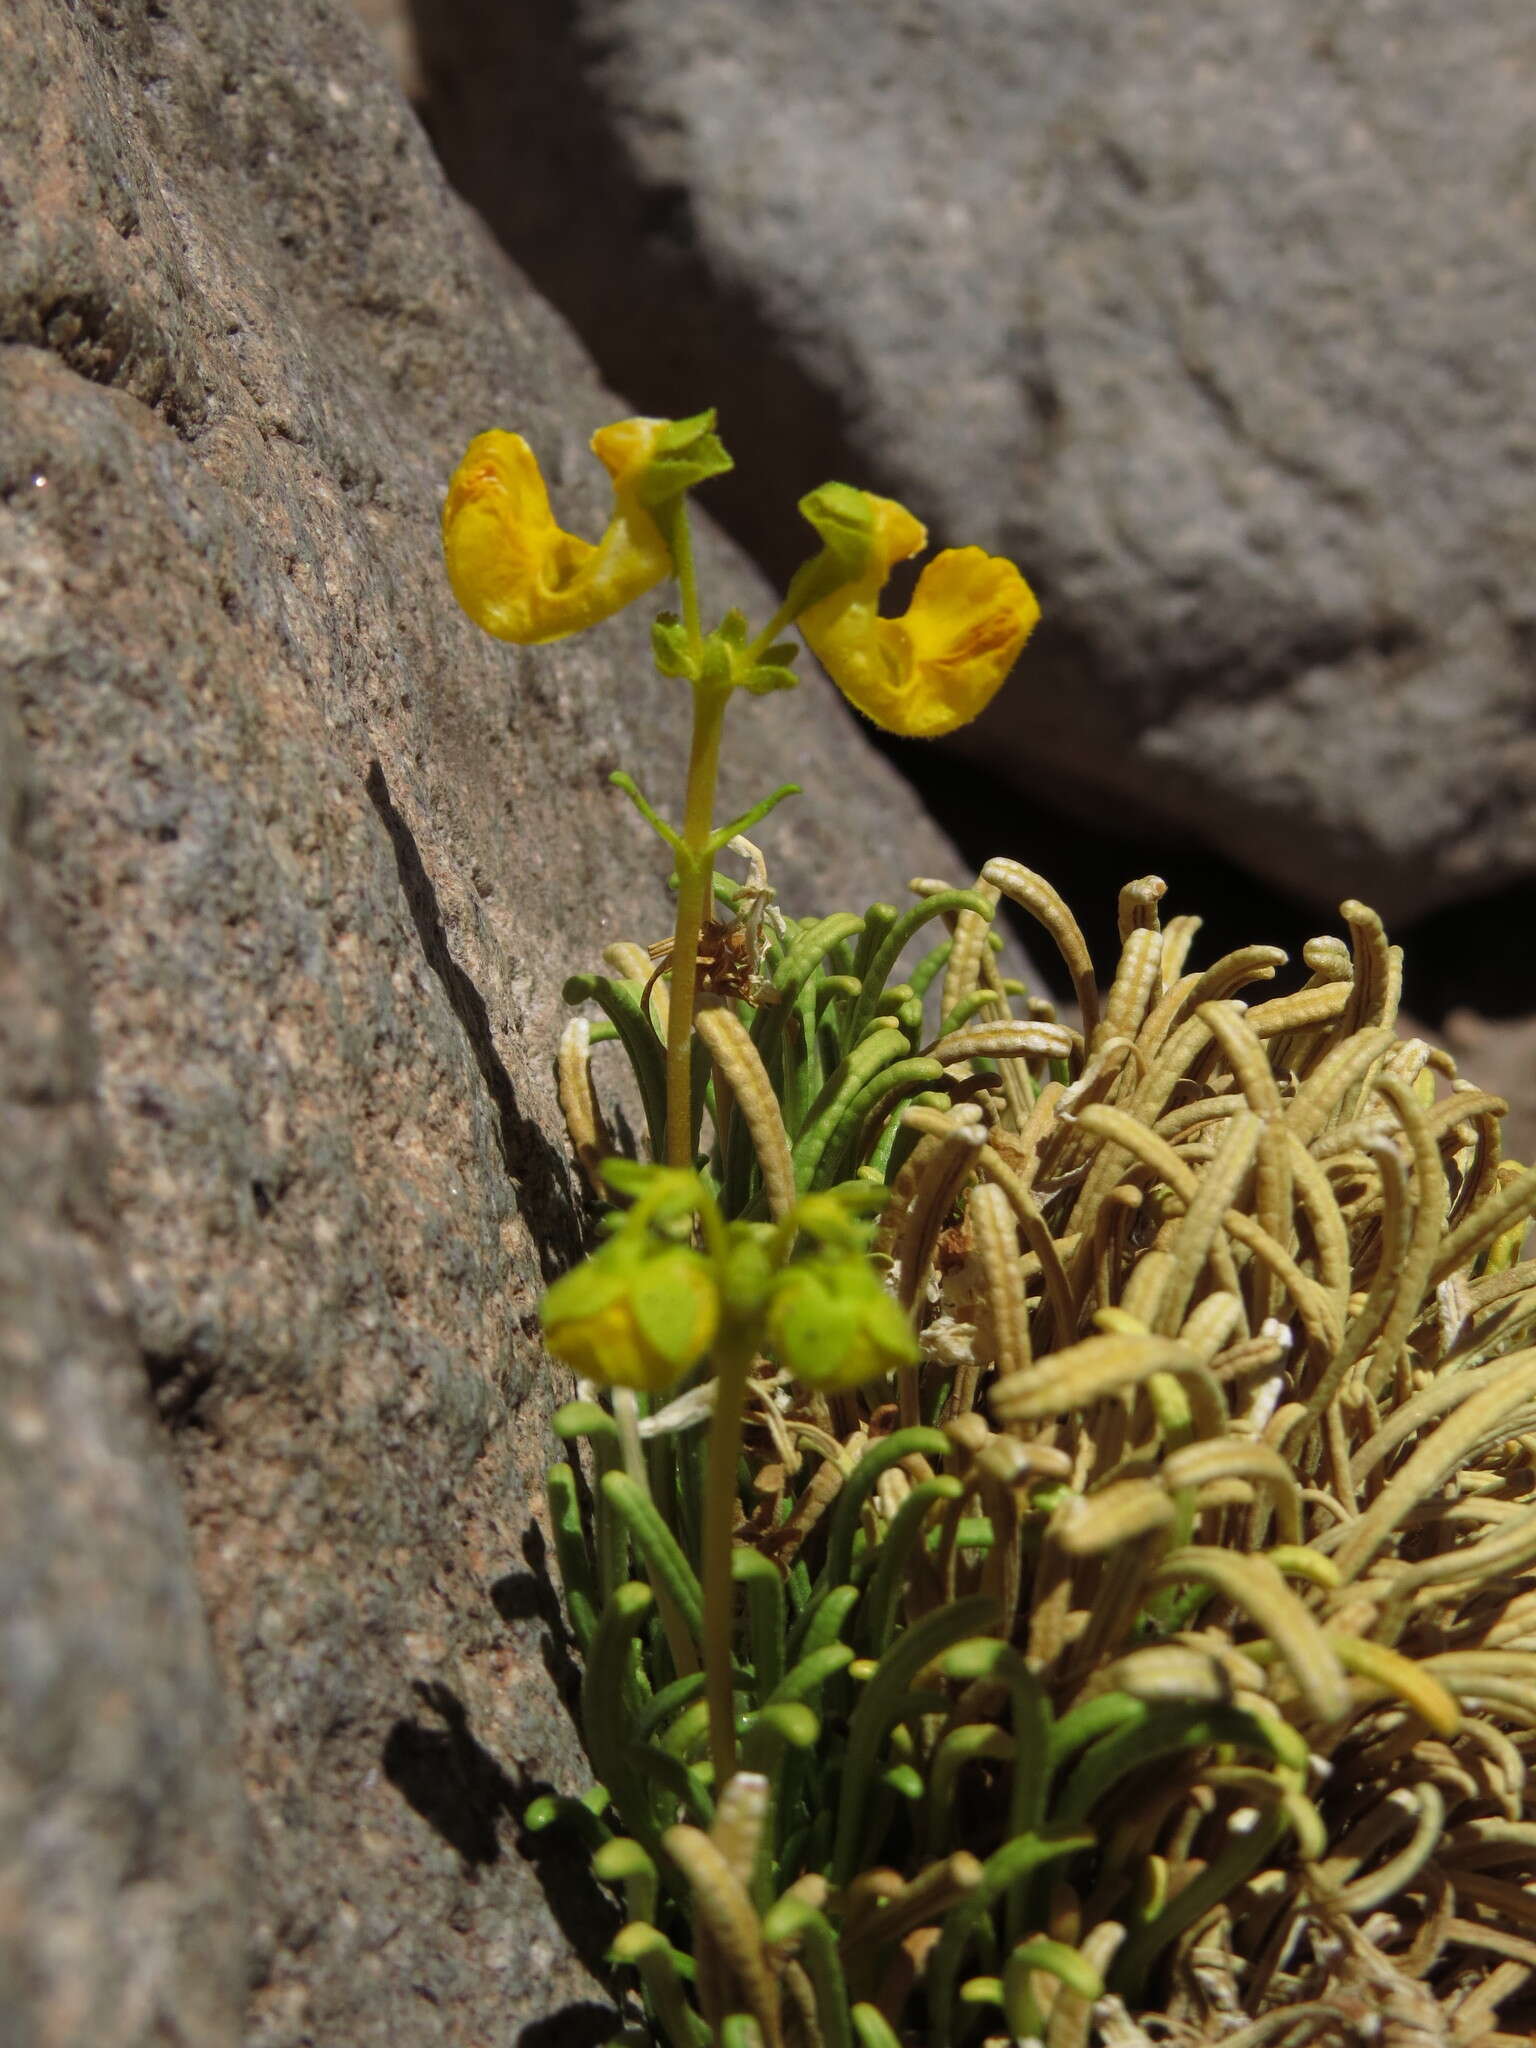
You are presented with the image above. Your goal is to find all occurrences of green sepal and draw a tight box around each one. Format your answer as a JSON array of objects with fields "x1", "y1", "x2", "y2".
[
  {"x1": 540, "y1": 1232, "x2": 720, "y2": 1395},
  {"x1": 779, "y1": 482, "x2": 877, "y2": 624},
  {"x1": 698, "y1": 632, "x2": 736, "y2": 691},
  {"x1": 651, "y1": 614, "x2": 697, "y2": 679},
  {"x1": 635, "y1": 408, "x2": 734, "y2": 507},
  {"x1": 721, "y1": 1224, "x2": 779, "y2": 1322},
  {"x1": 791, "y1": 1180, "x2": 890, "y2": 1248}
]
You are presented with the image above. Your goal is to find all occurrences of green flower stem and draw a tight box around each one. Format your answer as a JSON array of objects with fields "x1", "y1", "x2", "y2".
[
  {"x1": 646, "y1": 492, "x2": 733, "y2": 1176},
  {"x1": 667, "y1": 494, "x2": 705, "y2": 657},
  {"x1": 702, "y1": 1329, "x2": 756, "y2": 1784},
  {"x1": 664, "y1": 677, "x2": 730, "y2": 1171}
]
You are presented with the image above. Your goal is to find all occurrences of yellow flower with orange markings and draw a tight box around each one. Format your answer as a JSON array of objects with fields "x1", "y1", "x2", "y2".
[
  {"x1": 794, "y1": 485, "x2": 1039, "y2": 738},
  {"x1": 442, "y1": 419, "x2": 673, "y2": 644}
]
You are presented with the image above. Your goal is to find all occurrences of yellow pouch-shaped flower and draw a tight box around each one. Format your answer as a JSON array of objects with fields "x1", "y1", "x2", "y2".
[
  {"x1": 797, "y1": 489, "x2": 1039, "y2": 738},
  {"x1": 442, "y1": 418, "x2": 674, "y2": 644},
  {"x1": 541, "y1": 1240, "x2": 721, "y2": 1394}
]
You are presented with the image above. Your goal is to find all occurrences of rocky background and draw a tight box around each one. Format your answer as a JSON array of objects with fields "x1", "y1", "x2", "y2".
[{"x1": 2, "y1": 1, "x2": 1532, "y2": 2044}]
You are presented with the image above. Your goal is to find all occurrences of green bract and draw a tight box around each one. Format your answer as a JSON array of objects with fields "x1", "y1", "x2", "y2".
[{"x1": 632, "y1": 407, "x2": 735, "y2": 508}]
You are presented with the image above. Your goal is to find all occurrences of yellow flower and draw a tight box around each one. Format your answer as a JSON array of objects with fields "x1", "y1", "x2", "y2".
[
  {"x1": 796, "y1": 491, "x2": 1039, "y2": 738},
  {"x1": 442, "y1": 418, "x2": 674, "y2": 644},
  {"x1": 541, "y1": 1242, "x2": 720, "y2": 1394}
]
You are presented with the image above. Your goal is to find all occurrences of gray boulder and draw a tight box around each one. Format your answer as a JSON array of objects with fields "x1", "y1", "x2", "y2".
[
  {"x1": 0, "y1": 0, "x2": 990, "y2": 2040},
  {"x1": 411, "y1": 0, "x2": 1536, "y2": 922}
]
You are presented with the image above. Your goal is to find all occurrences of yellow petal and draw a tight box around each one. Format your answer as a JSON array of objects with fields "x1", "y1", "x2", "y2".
[
  {"x1": 590, "y1": 415, "x2": 670, "y2": 489},
  {"x1": 442, "y1": 424, "x2": 672, "y2": 645},
  {"x1": 864, "y1": 495, "x2": 929, "y2": 573},
  {"x1": 544, "y1": 1293, "x2": 685, "y2": 1394},
  {"x1": 899, "y1": 548, "x2": 1040, "y2": 736},
  {"x1": 799, "y1": 506, "x2": 1038, "y2": 738}
]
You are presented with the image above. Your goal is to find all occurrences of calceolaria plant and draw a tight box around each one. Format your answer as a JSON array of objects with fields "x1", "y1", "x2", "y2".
[{"x1": 444, "y1": 412, "x2": 1536, "y2": 2048}]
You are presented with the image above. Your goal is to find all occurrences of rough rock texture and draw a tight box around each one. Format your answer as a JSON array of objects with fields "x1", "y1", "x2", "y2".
[
  {"x1": 410, "y1": 0, "x2": 1536, "y2": 922},
  {"x1": 0, "y1": 1, "x2": 991, "y2": 2041},
  {"x1": 0, "y1": 692, "x2": 248, "y2": 2047}
]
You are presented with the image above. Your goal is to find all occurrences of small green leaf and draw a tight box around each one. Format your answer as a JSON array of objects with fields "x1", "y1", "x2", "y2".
[{"x1": 738, "y1": 659, "x2": 801, "y2": 696}]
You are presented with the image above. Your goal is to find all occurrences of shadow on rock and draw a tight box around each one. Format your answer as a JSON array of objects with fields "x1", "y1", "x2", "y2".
[
  {"x1": 365, "y1": 760, "x2": 583, "y2": 1277},
  {"x1": 382, "y1": 1672, "x2": 618, "y2": 1979},
  {"x1": 405, "y1": 0, "x2": 881, "y2": 589},
  {"x1": 490, "y1": 1521, "x2": 584, "y2": 1721},
  {"x1": 518, "y1": 2002, "x2": 629, "y2": 2048},
  {"x1": 382, "y1": 1679, "x2": 518, "y2": 1870}
]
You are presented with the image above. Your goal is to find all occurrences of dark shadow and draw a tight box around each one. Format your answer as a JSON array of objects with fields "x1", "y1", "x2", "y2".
[
  {"x1": 143, "y1": 1344, "x2": 217, "y2": 1430},
  {"x1": 517, "y1": 2003, "x2": 629, "y2": 2048},
  {"x1": 1396, "y1": 879, "x2": 1536, "y2": 1025},
  {"x1": 381, "y1": 1679, "x2": 620, "y2": 1977},
  {"x1": 883, "y1": 734, "x2": 1536, "y2": 1040},
  {"x1": 365, "y1": 760, "x2": 584, "y2": 1277},
  {"x1": 490, "y1": 1521, "x2": 584, "y2": 1719},
  {"x1": 383, "y1": 1679, "x2": 518, "y2": 1869},
  {"x1": 899, "y1": 740, "x2": 1324, "y2": 1005}
]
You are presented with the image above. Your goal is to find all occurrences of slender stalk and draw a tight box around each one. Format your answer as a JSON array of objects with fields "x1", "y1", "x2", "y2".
[
  {"x1": 655, "y1": 501, "x2": 747, "y2": 1776},
  {"x1": 702, "y1": 1331, "x2": 754, "y2": 1784},
  {"x1": 664, "y1": 683, "x2": 729, "y2": 1169},
  {"x1": 669, "y1": 493, "x2": 705, "y2": 657}
]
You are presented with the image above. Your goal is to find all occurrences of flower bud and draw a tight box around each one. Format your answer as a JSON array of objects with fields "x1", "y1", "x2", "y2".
[
  {"x1": 766, "y1": 1256, "x2": 918, "y2": 1393},
  {"x1": 541, "y1": 1241, "x2": 720, "y2": 1393}
]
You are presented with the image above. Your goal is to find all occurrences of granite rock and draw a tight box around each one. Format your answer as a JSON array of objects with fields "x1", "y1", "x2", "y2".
[
  {"x1": 410, "y1": 0, "x2": 1536, "y2": 921},
  {"x1": 0, "y1": 0, "x2": 988, "y2": 2040}
]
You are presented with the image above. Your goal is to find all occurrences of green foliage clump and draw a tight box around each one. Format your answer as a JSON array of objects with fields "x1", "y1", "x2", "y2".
[{"x1": 549, "y1": 864, "x2": 1536, "y2": 2048}]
